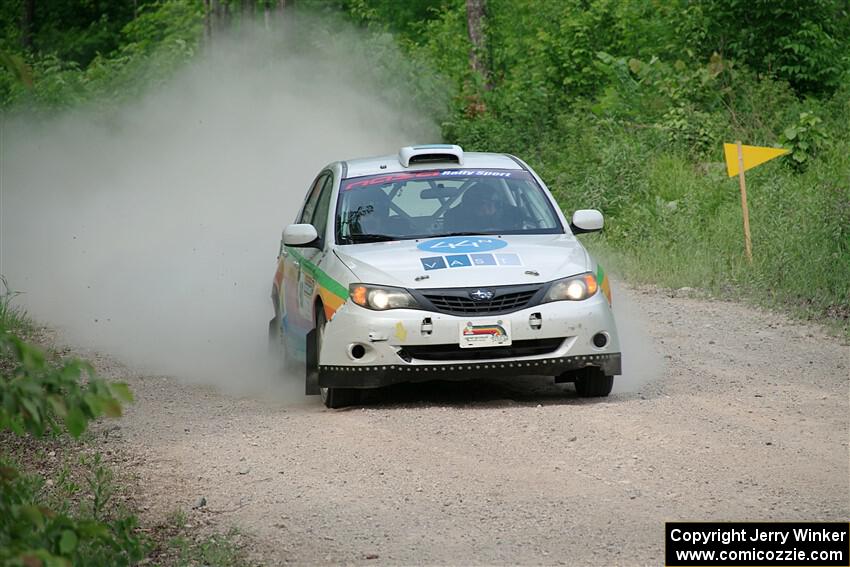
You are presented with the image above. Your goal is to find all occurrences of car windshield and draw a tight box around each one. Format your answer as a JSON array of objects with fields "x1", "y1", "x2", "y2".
[{"x1": 336, "y1": 169, "x2": 562, "y2": 244}]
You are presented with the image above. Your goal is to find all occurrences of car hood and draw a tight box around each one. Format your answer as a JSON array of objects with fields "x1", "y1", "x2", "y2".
[{"x1": 334, "y1": 234, "x2": 589, "y2": 289}]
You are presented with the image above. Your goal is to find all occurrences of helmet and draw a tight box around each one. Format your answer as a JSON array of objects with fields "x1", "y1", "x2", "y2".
[{"x1": 461, "y1": 180, "x2": 502, "y2": 217}]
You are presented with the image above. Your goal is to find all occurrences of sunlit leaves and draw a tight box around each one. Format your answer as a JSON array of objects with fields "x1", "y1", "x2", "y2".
[{"x1": 0, "y1": 329, "x2": 131, "y2": 439}]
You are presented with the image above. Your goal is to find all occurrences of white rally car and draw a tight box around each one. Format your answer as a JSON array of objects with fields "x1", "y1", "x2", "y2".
[{"x1": 270, "y1": 145, "x2": 621, "y2": 407}]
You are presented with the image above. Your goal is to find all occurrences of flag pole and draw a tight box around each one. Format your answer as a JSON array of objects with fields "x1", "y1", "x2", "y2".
[{"x1": 736, "y1": 140, "x2": 753, "y2": 263}]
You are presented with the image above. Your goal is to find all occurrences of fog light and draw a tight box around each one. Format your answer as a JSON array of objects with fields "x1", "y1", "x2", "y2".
[
  {"x1": 592, "y1": 332, "x2": 608, "y2": 348},
  {"x1": 350, "y1": 344, "x2": 366, "y2": 359}
]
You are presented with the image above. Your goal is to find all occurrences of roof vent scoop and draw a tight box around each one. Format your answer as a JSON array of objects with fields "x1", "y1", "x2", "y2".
[{"x1": 398, "y1": 144, "x2": 464, "y2": 167}]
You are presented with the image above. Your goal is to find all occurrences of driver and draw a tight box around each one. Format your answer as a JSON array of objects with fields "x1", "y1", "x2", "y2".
[{"x1": 446, "y1": 180, "x2": 515, "y2": 232}]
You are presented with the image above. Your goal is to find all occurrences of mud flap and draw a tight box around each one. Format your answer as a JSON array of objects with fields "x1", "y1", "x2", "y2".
[{"x1": 305, "y1": 328, "x2": 320, "y2": 395}]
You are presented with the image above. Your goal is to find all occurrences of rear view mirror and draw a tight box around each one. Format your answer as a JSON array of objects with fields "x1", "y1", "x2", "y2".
[
  {"x1": 283, "y1": 224, "x2": 319, "y2": 247},
  {"x1": 421, "y1": 186, "x2": 460, "y2": 200},
  {"x1": 570, "y1": 209, "x2": 604, "y2": 234}
]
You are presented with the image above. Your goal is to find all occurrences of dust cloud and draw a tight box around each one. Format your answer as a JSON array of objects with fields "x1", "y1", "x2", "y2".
[
  {"x1": 610, "y1": 279, "x2": 665, "y2": 394},
  {"x1": 0, "y1": 27, "x2": 438, "y2": 396},
  {"x1": 0, "y1": 25, "x2": 660, "y2": 401}
]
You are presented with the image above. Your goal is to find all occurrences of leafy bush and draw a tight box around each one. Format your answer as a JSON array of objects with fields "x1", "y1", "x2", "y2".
[
  {"x1": 780, "y1": 111, "x2": 831, "y2": 170},
  {"x1": 0, "y1": 279, "x2": 145, "y2": 565},
  {"x1": 0, "y1": 332, "x2": 133, "y2": 439},
  {"x1": 0, "y1": 458, "x2": 147, "y2": 567}
]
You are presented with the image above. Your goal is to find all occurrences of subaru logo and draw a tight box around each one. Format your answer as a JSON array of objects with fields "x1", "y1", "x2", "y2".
[{"x1": 469, "y1": 289, "x2": 495, "y2": 301}]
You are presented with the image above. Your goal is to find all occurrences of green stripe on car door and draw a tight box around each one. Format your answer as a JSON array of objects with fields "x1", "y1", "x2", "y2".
[{"x1": 287, "y1": 247, "x2": 349, "y2": 300}]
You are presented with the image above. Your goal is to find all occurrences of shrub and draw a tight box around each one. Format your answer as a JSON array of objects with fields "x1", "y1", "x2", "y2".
[{"x1": 1, "y1": 281, "x2": 145, "y2": 565}]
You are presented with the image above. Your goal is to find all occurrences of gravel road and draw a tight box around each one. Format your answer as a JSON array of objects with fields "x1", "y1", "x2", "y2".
[{"x1": 88, "y1": 286, "x2": 849, "y2": 566}]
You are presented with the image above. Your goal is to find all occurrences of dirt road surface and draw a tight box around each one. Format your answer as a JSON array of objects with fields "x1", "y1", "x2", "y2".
[{"x1": 86, "y1": 286, "x2": 848, "y2": 565}]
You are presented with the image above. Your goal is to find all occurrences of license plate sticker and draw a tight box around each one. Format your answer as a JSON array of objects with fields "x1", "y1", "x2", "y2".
[{"x1": 459, "y1": 319, "x2": 512, "y2": 348}]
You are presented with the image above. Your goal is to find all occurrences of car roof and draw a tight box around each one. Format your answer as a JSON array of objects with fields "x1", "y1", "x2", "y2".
[{"x1": 342, "y1": 151, "x2": 525, "y2": 179}]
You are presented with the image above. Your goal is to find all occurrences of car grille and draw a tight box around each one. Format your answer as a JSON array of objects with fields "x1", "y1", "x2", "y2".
[
  {"x1": 398, "y1": 338, "x2": 563, "y2": 362},
  {"x1": 418, "y1": 284, "x2": 543, "y2": 316}
]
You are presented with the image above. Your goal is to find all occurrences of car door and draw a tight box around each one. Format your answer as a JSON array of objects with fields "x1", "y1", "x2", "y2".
[
  {"x1": 281, "y1": 172, "x2": 329, "y2": 347},
  {"x1": 294, "y1": 171, "x2": 334, "y2": 327}
]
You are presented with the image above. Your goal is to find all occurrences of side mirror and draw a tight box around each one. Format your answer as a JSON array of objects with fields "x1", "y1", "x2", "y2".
[
  {"x1": 570, "y1": 209, "x2": 604, "y2": 234},
  {"x1": 283, "y1": 224, "x2": 320, "y2": 247}
]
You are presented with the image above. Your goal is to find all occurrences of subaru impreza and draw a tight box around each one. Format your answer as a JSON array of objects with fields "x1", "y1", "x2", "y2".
[{"x1": 270, "y1": 145, "x2": 621, "y2": 407}]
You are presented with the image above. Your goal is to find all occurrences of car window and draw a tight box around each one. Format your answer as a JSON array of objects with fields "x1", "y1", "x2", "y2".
[
  {"x1": 299, "y1": 173, "x2": 329, "y2": 224},
  {"x1": 336, "y1": 169, "x2": 562, "y2": 243},
  {"x1": 310, "y1": 173, "x2": 334, "y2": 238},
  {"x1": 388, "y1": 180, "x2": 457, "y2": 217}
]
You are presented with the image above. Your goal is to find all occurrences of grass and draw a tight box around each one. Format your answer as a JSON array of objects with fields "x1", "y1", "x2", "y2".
[
  {"x1": 168, "y1": 526, "x2": 250, "y2": 567},
  {"x1": 0, "y1": 275, "x2": 33, "y2": 337},
  {"x1": 144, "y1": 509, "x2": 250, "y2": 566},
  {"x1": 538, "y1": 121, "x2": 850, "y2": 339},
  {"x1": 586, "y1": 238, "x2": 850, "y2": 339}
]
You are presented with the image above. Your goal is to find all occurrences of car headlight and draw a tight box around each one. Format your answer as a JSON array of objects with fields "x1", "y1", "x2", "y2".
[
  {"x1": 349, "y1": 284, "x2": 420, "y2": 310},
  {"x1": 543, "y1": 273, "x2": 599, "y2": 302}
]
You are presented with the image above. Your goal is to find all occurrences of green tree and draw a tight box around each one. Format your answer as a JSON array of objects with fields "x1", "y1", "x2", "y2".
[{"x1": 690, "y1": 0, "x2": 850, "y2": 95}]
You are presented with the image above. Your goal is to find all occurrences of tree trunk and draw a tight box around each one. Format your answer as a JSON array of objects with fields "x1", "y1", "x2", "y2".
[
  {"x1": 21, "y1": 0, "x2": 35, "y2": 50},
  {"x1": 203, "y1": 0, "x2": 212, "y2": 46},
  {"x1": 276, "y1": 0, "x2": 293, "y2": 27},
  {"x1": 242, "y1": 0, "x2": 255, "y2": 24},
  {"x1": 466, "y1": 0, "x2": 489, "y2": 87}
]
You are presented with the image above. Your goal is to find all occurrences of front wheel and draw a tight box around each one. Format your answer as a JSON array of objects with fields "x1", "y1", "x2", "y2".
[
  {"x1": 320, "y1": 385, "x2": 360, "y2": 409},
  {"x1": 312, "y1": 308, "x2": 360, "y2": 409},
  {"x1": 573, "y1": 367, "x2": 614, "y2": 398},
  {"x1": 268, "y1": 317, "x2": 279, "y2": 357}
]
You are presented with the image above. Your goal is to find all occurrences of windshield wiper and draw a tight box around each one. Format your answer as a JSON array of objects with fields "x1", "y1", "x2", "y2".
[
  {"x1": 430, "y1": 231, "x2": 497, "y2": 237},
  {"x1": 343, "y1": 233, "x2": 399, "y2": 243}
]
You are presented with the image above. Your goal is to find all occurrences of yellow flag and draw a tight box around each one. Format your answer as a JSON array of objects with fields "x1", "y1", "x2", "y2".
[{"x1": 724, "y1": 143, "x2": 790, "y2": 177}]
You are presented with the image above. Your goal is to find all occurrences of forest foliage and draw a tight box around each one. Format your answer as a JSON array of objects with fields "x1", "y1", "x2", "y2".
[
  {"x1": 1, "y1": 0, "x2": 848, "y2": 328},
  {"x1": 331, "y1": 0, "x2": 850, "y2": 327}
]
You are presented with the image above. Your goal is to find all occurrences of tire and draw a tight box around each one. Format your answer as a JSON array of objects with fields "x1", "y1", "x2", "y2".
[
  {"x1": 320, "y1": 385, "x2": 361, "y2": 409},
  {"x1": 573, "y1": 367, "x2": 614, "y2": 398},
  {"x1": 312, "y1": 307, "x2": 360, "y2": 409},
  {"x1": 268, "y1": 317, "x2": 279, "y2": 357}
]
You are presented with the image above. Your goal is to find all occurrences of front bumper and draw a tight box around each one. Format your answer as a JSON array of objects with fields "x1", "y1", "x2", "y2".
[
  {"x1": 318, "y1": 292, "x2": 621, "y2": 389},
  {"x1": 320, "y1": 353, "x2": 621, "y2": 388}
]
